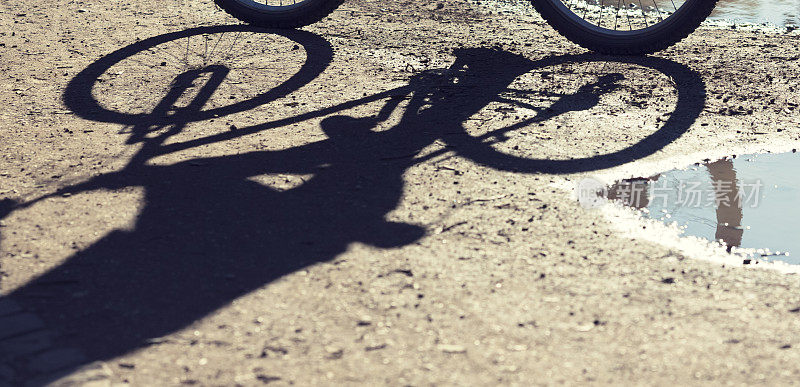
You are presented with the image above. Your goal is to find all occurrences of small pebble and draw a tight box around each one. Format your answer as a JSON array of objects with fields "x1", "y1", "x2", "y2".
[{"x1": 438, "y1": 344, "x2": 466, "y2": 353}]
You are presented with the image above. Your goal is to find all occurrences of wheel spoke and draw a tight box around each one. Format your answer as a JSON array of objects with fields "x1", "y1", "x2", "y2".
[
  {"x1": 557, "y1": 0, "x2": 689, "y2": 32},
  {"x1": 638, "y1": 0, "x2": 649, "y2": 27},
  {"x1": 597, "y1": 0, "x2": 605, "y2": 28},
  {"x1": 652, "y1": 0, "x2": 664, "y2": 22}
]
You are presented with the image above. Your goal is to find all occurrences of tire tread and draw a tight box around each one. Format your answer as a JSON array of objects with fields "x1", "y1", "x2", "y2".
[{"x1": 213, "y1": 0, "x2": 345, "y2": 28}]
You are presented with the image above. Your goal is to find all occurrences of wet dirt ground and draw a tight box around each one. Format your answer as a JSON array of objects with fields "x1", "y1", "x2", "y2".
[{"x1": 1, "y1": 0, "x2": 800, "y2": 384}]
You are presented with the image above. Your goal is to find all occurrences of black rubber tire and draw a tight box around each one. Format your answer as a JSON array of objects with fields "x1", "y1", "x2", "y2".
[
  {"x1": 213, "y1": 0, "x2": 345, "y2": 28},
  {"x1": 531, "y1": 0, "x2": 718, "y2": 54}
]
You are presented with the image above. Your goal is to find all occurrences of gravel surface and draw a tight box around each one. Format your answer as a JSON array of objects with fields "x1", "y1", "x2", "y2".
[{"x1": 1, "y1": 0, "x2": 800, "y2": 384}]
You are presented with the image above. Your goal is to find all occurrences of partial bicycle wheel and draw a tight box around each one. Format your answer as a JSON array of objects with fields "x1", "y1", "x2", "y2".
[
  {"x1": 531, "y1": 0, "x2": 718, "y2": 54},
  {"x1": 213, "y1": 0, "x2": 346, "y2": 28}
]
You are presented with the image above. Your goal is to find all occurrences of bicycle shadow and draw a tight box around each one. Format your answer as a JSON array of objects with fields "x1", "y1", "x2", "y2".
[{"x1": 0, "y1": 25, "x2": 706, "y2": 384}]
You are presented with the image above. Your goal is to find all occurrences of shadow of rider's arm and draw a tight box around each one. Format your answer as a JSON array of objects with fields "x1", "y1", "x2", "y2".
[{"x1": 0, "y1": 170, "x2": 131, "y2": 220}]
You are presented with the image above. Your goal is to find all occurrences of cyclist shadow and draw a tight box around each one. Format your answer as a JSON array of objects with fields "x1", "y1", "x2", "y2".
[{"x1": 1, "y1": 27, "x2": 706, "y2": 384}]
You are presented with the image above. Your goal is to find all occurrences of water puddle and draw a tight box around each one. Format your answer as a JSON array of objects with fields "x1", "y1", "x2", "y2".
[
  {"x1": 600, "y1": 151, "x2": 800, "y2": 265},
  {"x1": 711, "y1": 0, "x2": 800, "y2": 27},
  {"x1": 490, "y1": 0, "x2": 800, "y2": 27}
]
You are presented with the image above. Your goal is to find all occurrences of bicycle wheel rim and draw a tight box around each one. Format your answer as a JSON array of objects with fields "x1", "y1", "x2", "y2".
[{"x1": 549, "y1": 0, "x2": 700, "y2": 37}]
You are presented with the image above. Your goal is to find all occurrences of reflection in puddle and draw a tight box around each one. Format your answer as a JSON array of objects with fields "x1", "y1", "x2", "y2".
[
  {"x1": 607, "y1": 151, "x2": 799, "y2": 265},
  {"x1": 492, "y1": 0, "x2": 799, "y2": 27},
  {"x1": 711, "y1": 0, "x2": 800, "y2": 26},
  {"x1": 653, "y1": 0, "x2": 800, "y2": 26}
]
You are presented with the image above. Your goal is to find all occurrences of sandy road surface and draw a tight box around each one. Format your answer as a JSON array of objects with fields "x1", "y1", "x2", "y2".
[{"x1": 1, "y1": 0, "x2": 800, "y2": 384}]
